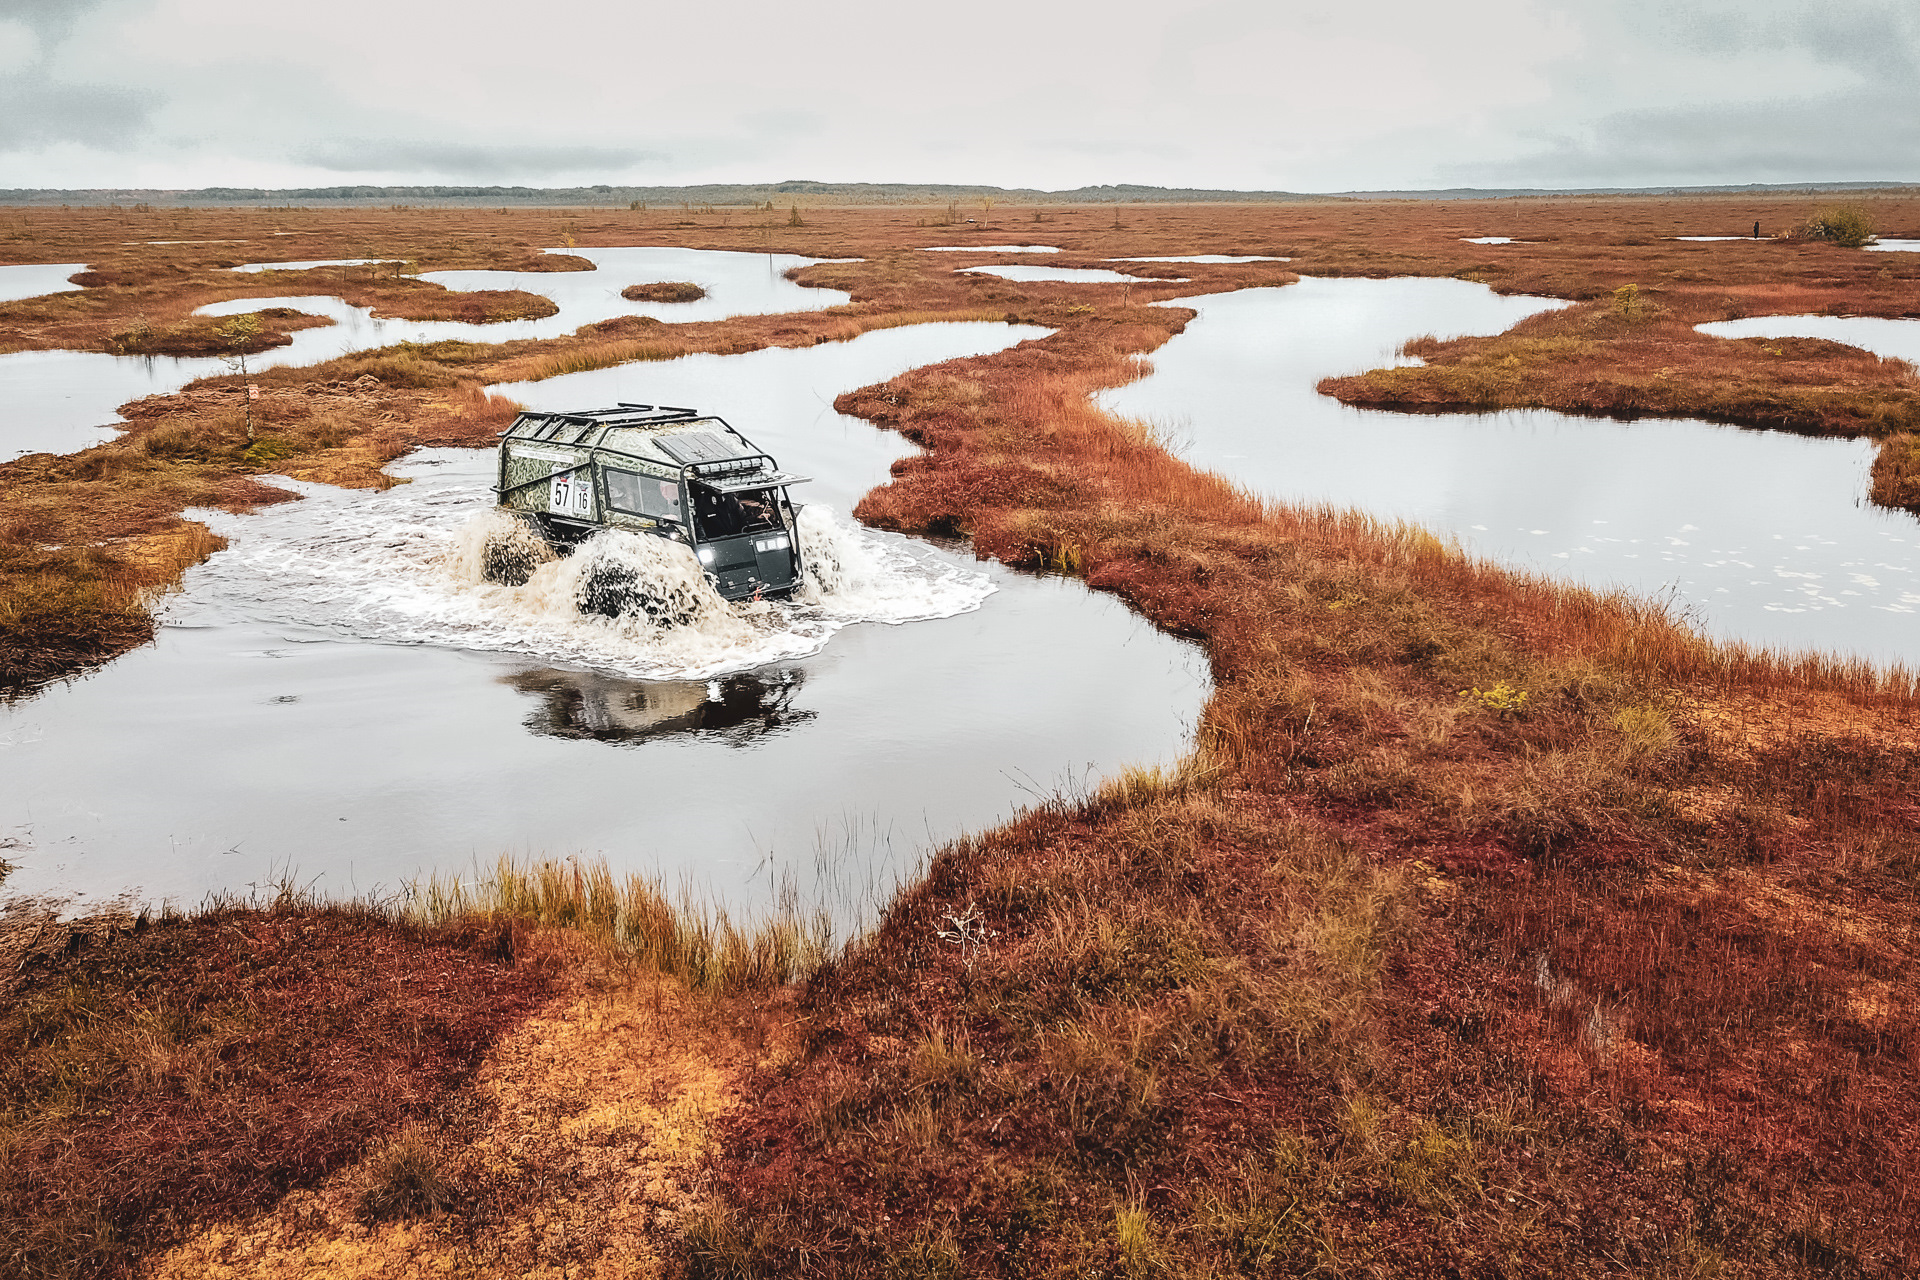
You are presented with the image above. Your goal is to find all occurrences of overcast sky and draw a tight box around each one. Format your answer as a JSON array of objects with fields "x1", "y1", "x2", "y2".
[{"x1": 1, "y1": 0, "x2": 1915, "y2": 191}]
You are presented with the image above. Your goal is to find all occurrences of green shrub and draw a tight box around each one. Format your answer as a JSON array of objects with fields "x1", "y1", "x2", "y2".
[{"x1": 1800, "y1": 205, "x2": 1875, "y2": 248}]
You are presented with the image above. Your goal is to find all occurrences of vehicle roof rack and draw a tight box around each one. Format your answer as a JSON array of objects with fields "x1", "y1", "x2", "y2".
[{"x1": 614, "y1": 403, "x2": 700, "y2": 421}]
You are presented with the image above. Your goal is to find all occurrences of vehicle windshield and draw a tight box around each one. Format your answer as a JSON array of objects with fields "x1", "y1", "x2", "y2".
[{"x1": 692, "y1": 485, "x2": 781, "y2": 541}]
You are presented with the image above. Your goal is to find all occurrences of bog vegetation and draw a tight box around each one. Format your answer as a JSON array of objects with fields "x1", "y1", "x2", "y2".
[{"x1": 2, "y1": 196, "x2": 1918, "y2": 1277}]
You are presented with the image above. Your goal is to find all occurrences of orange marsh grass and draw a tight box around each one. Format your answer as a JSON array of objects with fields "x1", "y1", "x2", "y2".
[{"x1": 502, "y1": 307, "x2": 1017, "y2": 383}]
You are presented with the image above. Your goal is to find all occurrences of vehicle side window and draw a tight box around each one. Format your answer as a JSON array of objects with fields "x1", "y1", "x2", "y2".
[{"x1": 606, "y1": 469, "x2": 682, "y2": 521}]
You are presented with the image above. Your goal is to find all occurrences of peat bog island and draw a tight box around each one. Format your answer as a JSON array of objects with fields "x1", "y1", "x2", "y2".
[{"x1": 4, "y1": 193, "x2": 1920, "y2": 1277}]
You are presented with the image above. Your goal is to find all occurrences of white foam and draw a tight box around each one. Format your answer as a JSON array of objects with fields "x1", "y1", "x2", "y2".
[{"x1": 179, "y1": 469, "x2": 994, "y2": 680}]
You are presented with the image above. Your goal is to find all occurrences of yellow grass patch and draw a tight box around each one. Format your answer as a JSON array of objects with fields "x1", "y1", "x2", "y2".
[{"x1": 147, "y1": 944, "x2": 785, "y2": 1279}]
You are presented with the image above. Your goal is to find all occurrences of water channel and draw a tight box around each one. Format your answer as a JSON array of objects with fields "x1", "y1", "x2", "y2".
[
  {"x1": 1102, "y1": 277, "x2": 1919, "y2": 666},
  {"x1": 1, "y1": 318, "x2": 1209, "y2": 919}
]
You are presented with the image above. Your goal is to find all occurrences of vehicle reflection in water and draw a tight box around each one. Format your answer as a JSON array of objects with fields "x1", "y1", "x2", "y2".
[{"x1": 505, "y1": 666, "x2": 816, "y2": 746}]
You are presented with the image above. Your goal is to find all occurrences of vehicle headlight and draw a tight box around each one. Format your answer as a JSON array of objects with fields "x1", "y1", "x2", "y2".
[{"x1": 697, "y1": 547, "x2": 715, "y2": 565}]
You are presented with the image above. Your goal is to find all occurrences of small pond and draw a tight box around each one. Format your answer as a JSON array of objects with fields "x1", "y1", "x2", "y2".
[
  {"x1": 1101, "y1": 277, "x2": 1919, "y2": 667},
  {"x1": 0, "y1": 263, "x2": 86, "y2": 303}
]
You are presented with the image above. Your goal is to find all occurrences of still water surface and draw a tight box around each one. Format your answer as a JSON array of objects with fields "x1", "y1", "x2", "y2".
[
  {"x1": 1695, "y1": 314, "x2": 1920, "y2": 366},
  {"x1": 2, "y1": 321, "x2": 1208, "y2": 917},
  {"x1": 0, "y1": 263, "x2": 86, "y2": 303},
  {"x1": 962, "y1": 264, "x2": 1172, "y2": 284},
  {"x1": 1103, "y1": 278, "x2": 1919, "y2": 665},
  {"x1": 1110, "y1": 255, "x2": 1290, "y2": 264}
]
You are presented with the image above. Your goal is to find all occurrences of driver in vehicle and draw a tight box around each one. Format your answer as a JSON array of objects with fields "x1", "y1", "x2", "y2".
[{"x1": 697, "y1": 490, "x2": 777, "y2": 539}]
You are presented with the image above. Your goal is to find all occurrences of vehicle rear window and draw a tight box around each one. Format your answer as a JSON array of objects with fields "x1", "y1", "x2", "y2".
[{"x1": 605, "y1": 469, "x2": 683, "y2": 521}]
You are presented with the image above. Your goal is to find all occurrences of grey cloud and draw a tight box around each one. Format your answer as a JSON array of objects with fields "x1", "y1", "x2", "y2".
[
  {"x1": 1460, "y1": 90, "x2": 1920, "y2": 187},
  {"x1": 295, "y1": 139, "x2": 670, "y2": 179},
  {"x1": 3, "y1": 0, "x2": 135, "y2": 43},
  {"x1": 1628, "y1": 0, "x2": 1920, "y2": 84},
  {"x1": 0, "y1": 76, "x2": 155, "y2": 147},
  {"x1": 1794, "y1": 8, "x2": 1918, "y2": 84}
]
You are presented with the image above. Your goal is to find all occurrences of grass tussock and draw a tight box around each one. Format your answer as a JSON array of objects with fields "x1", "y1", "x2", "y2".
[
  {"x1": 0, "y1": 521, "x2": 224, "y2": 696},
  {"x1": 621, "y1": 280, "x2": 707, "y2": 303},
  {"x1": 408, "y1": 856, "x2": 833, "y2": 993}
]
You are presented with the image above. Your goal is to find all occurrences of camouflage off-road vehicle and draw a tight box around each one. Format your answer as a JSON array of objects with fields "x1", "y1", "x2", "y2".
[{"x1": 486, "y1": 403, "x2": 809, "y2": 614}]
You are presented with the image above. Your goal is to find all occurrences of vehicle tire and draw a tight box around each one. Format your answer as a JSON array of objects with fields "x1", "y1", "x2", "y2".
[
  {"x1": 480, "y1": 514, "x2": 553, "y2": 587},
  {"x1": 576, "y1": 558, "x2": 698, "y2": 626}
]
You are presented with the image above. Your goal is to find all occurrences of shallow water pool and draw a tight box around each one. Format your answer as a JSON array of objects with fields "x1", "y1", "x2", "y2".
[
  {"x1": 1102, "y1": 278, "x2": 1920, "y2": 666},
  {"x1": 961, "y1": 264, "x2": 1171, "y2": 284},
  {"x1": 1696, "y1": 313, "x2": 1920, "y2": 365},
  {"x1": 1109, "y1": 255, "x2": 1290, "y2": 264},
  {"x1": 0, "y1": 263, "x2": 86, "y2": 303}
]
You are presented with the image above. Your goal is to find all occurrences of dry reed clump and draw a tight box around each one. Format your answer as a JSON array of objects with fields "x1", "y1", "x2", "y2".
[
  {"x1": 354, "y1": 1134, "x2": 459, "y2": 1224},
  {"x1": 1797, "y1": 205, "x2": 1876, "y2": 248},
  {"x1": 0, "y1": 517, "x2": 225, "y2": 696},
  {"x1": 407, "y1": 856, "x2": 833, "y2": 994}
]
